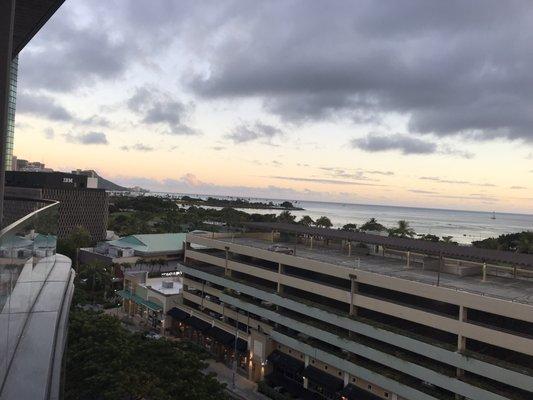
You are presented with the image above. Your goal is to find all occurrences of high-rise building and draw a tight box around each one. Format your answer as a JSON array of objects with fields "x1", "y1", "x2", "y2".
[
  {"x1": 5, "y1": 171, "x2": 108, "y2": 241},
  {"x1": 168, "y1": 224, "x2": 533, "y2": 400},
  {"x1": 5, "y1": 56, "x2": 17, "y2": 171}
]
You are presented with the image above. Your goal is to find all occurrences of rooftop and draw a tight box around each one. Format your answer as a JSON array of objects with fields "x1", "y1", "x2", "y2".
[
  {"x1": 245, "y1": 222, "x2": 533, "y2": 268},
  {"x1": 146, "y1": 277, "x2": 183, "y2": 296},
  {"x1": 216, "y1": 236, "x2": 533, "y2": 305},
  {"x1": 107, "y1": 233, "x2": 186, "y2": 254}
]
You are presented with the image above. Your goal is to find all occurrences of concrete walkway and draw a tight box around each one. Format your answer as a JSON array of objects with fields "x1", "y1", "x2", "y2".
[{"x1": 205, "y1": 361, "x2": 270, "y2": 400}]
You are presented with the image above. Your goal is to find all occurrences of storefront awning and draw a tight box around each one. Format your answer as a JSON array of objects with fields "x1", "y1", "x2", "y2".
[
  {"x1": 265, "y1": 372, "x2": 305, "y2": 398},
  {"x1": 267, "y1": 350, "x2": 305, "y2": 373},
  {"x1": 303, "y1": 366, "x2": 344, "y2": 391},
  {"x1": 141, "y1": 298, "x2": 163, "y2": 311},
  {"x1": 338, "y1": 384, "x2": 382, "y2": 400},
  {"x1": 117, "y1": 289, "x2": 163, "y2": 311},
  {"x1": 187, "y1": 316, "x2": 212, "y2": 332},
  {"x1": 206, "y1": 326, "x2": 235, "y2": 345},
  {"x1": 167, "y1": 307, "x2": 189, "y2": 321}
]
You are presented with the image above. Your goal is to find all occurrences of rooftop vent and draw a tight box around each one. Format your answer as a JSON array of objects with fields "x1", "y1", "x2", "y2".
[{"x1": 162, "y1": 281, "x2": 174, "y2": 289}]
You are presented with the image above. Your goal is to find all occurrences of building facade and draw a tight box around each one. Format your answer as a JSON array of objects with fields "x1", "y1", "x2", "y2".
[
  {"x1": 4, "y1": 56, "x2": 17, "y2": 171},
  {"x1": 5, "y1": 171, "x2": 108, "y2": 241},
  {"x1": 118, "y1": 271, "x2": 182, "y2": 334},
  {"x1": 171, "y1": 226, "x2": 533, "y2": 400}
]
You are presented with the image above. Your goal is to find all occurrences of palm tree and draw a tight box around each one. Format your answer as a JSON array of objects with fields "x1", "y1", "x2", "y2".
[
  {"x1": 298, "y1": 215, "x2": 314, "y2": 226},
  {"x1": 278, "y1": 210, "x2": 296, "y2": 223},
  {"x1": 389, "y1": 220, "x2": 415, "y2": 238},
  {"x1": 315, "y1": 216, "x2": 333, "y2": 228},
  {"x1": 360, "y1": 218, "x2": 386, "y2": 232}
]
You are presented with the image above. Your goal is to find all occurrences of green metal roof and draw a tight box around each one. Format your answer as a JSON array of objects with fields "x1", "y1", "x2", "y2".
[{"x1": 107, "y1": 233, "x2": 186, "y2": 255}]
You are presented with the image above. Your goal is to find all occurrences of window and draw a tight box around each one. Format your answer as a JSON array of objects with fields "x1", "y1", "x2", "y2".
[
  {"x1": 352, "y1": 378, "x2": 356, "y2": 383},
  {"x1": 324, "y1": 366, "x2": 328, "y2": 370},
  {"x1": 338, "y1": 372, "x2": 342, "y2": 376},
  {"x1": 384, "y1": 393, "x2": 389, "y2": 398},
  {"x1": 288, "y1": 350, "x2": 292, "y2": 354},
  {"x1": 312, "y1": 360, "x2": 315, "y2": 364},
  {"x1": 367, "y1": 384, "x2": 372, "y2": 390}
]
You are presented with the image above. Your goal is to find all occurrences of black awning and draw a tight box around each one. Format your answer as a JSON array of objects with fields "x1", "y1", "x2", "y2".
[
  {"x1": 338, "y1": 384, "x2": 382, "y2": 400},
  {"x1": 265, "y1": 372, "x2": 305, "y2": 397},
  {"x1": 206, "y1": 326, "x2": 235, "y2": 345},
  {"x1": 186, "y1": 316, "x2": 211, "y2": 332},
  {"x1": 267, "y1": 350, "x2": 305, "y2": 373},
  {"x1": 234, "y1": 337, "x2": 248, "y2": 353},
  {"x1": 167, "y1": 307, "x2": 189, "y2": 321},
  {"x1": 303, "y1": 366, "x2": 343, "y2": 391}
]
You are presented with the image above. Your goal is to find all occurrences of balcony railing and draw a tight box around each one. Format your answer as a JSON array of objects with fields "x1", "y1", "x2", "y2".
[{"x1": 0, "y1": 198, "x2": 60, "y2": 392}]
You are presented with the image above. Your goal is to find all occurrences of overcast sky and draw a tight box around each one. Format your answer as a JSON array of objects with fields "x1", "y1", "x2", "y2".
[{"x1": 14, "y1": 0, "x2": 533, "y2": 213}]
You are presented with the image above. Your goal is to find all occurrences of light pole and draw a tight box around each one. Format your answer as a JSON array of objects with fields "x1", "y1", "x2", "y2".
[{"x1": 232, "y1": 311, "x2": 239, "y2": 389}]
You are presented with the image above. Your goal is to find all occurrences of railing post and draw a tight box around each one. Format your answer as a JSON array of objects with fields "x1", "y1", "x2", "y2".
[{"x1": 482, "y1": 262, "x2": 487, "y2": 282}]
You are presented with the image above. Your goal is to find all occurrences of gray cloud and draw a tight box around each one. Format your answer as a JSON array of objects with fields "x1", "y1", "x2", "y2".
[
  {"x1": 409, "y1": 189, "x2": 439, "y2": 194},
  {"x1": 44, "y1": 128, "x2": 55, "y2": 139},
  {"x1": 226, "y1": 122, "x2": 284, "y2": 144},
  {"x1": 17, "y1": 92, "x2": 74, "y2": 121},
  {"x1": 319, "y1": 167, "x2": 378, "y2": 182},
  {"x1": 121, "y1": 143, "x2": 154, "y2": 152},
  {"x1": 19, "y1": 10, "x2": 134, "y2": 92},
  {"x1": 64, "y1": 131, "x2": 108, "y2": 145},
  {"x1": 17, "y1": 92, "x2": 110, "y2": 127},
  {"x1": 420, "y1": 176, "x2": 496, "y2": 187},
  {"x1": 351, "y1": 133, "x2": 437, "y2": 155},
  {"x1": 183, "y1": 1, "x2": 533, "y2": 142},
  {"x1": 351, "y1": 133, "x2": 473, "y2": 158},
  {"x1": 269, "y1": 175, "x2": 384, "y2": 186},
  {"x1": 510, "y1": 185, "x2": 527, "y2": 190},
  {"x1": 127, "y1": 87, "x2": 199, "y2": 135}
]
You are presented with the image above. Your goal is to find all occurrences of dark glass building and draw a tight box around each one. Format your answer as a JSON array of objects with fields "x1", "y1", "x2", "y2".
[{"x1": 5, "y1": 171, "x2": 109, "y2": 241}]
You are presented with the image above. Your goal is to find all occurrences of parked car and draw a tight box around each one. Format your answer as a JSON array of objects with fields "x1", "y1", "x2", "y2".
[
  {"x1": 267, "y1": 244, "x2": 294, "y2": 255},
  {"x1": 146, "y1": 332, "x2": 161, "y2": 340}
]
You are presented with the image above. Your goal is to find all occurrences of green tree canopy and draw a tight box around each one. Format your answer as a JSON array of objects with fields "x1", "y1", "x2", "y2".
[
  {"x1": 342, "y1": 223, "x2": 358, "y2": 232},
  {"x1": 65, "y1": 309, "x2": 228, "y2": 400},
  {"x1": 298, "y1": 215, "x2": 314, "y2": 226},
  {"x1": 277, "y1": 210, "x2": 296, "y2": 223},
  {"x1": 420, "y1": 233, "x2": 440, "y2": 242},
  {"x1": 57, "y1": 226, "x2": 92, "y2": 265},
  {"x1": 359, "y1": 218, "x2": 386, "y2": 232},
  {"x1": 315, "y1": 216, "x2": 333, "y2": 228}
]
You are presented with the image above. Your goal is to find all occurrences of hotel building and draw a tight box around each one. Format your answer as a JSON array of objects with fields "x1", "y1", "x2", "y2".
[{"x1": 170, "y1": 223, "x2": 533, "y2": 400}]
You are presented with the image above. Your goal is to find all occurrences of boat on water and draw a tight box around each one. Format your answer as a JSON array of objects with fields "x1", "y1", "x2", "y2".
[{"x1": 491, "y1": 211, "x2": 496, "y2": 220}]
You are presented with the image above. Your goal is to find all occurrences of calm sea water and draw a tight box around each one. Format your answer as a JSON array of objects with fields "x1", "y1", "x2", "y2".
[{"x1": 153, "y1": 193, "x2": 533, "y2": 244}]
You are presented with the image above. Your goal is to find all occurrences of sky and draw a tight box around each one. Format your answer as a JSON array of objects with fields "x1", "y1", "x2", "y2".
[{"x1": 12, "y1": 0, "x2": 533, "y2": 213}]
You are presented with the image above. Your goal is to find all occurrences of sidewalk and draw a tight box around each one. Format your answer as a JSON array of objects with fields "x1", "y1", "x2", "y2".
[{"x1": 205, "y1": 360, "x2": 270, "y2": 400}]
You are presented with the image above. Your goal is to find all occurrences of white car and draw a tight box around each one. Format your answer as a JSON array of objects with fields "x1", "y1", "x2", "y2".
[
  {"x1": 267, "y1": 244, "x2": 294, "y2": 255},
  {"x1": 146, "y1": 332, "x2": 161, "y2": 340}
]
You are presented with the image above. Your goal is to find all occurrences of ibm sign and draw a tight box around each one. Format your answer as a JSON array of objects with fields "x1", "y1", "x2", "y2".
[{"x1": 62, "y1": 178, "x2": 74, "y2": 184}]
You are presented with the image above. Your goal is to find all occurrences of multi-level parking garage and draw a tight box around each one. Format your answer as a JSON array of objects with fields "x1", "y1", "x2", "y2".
[{"x1": 167, "y1": 223, "x2": 533, "y2": 400}]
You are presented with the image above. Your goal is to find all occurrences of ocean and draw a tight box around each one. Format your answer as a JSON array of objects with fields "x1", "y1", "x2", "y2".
[{"x1": 153, "y1": 193, "x2": 533, "y2": 244}]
